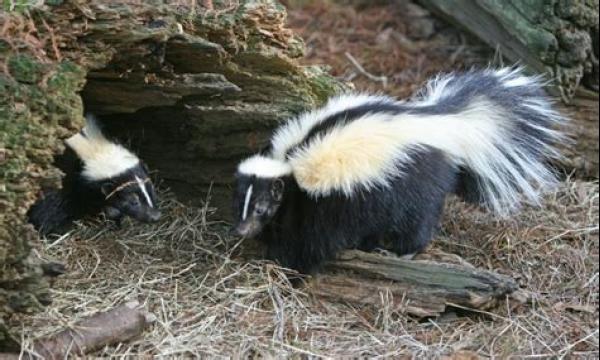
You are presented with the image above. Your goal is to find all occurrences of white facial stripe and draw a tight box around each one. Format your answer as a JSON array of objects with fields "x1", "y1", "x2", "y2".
[
  {"x1": 242, "y1": 185, "x2": 253, "y2": 221},
  {"x1": 136, "y1": 176, "x2": 154, "y2": 208}
]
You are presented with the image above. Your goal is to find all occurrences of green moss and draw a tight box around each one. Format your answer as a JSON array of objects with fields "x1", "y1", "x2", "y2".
[
  {"x1": 303, "y1": 66, "x2": 347, "y2": 104},
  {"x1": 47, "y1": 62, "x2": 86, "y2": 94},
  {"x1": 1, "y1": 52, "x2": 84, "y2": 345},
  {"x1": 2, "y1": 0, "x2": 40, "y2": 12},
  {"x1": 8, "y1": 55, "x2": 46, "y2": 84}
]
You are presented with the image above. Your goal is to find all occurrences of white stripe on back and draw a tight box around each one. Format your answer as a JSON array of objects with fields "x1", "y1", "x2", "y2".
[
  {"x1": 136, "y1": 176, "x2": 154, "y2": 208},
  {"x1": 242, "y1": 185, "x2": 253, "y2": 220}
]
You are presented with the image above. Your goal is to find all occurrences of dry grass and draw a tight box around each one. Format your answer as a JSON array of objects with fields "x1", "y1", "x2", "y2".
[{"x1": 12, "y1": 178, "x2": 599, "y2": 358}]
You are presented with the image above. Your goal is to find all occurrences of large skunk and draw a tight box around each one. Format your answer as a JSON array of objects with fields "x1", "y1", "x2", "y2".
[
  {"x1": 232, "y1": 68, "x2": 567, "y2": 274},
  {"x1": 28, "y1": 115, "x2": 161, "y2": 236}
]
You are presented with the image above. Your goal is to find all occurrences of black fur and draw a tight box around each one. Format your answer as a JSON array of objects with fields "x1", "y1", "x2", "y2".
[
  {"x1": 235, "y1": 148, "x2": 457, "y2": 274},
  {"x1": 28, "y1": 145, "x2": 160, "y2": 237}
]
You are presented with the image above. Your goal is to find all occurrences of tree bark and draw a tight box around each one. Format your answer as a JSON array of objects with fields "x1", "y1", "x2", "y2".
[
  {"x1": 419, "y1": 0, "x2": 599, "y2": 99},
  {"x1": 418, "y1": 0, "x2": 599, "y2": 178},
  {"x1": 311, "y1": 250, "x2": 522, "y2": 318},
  {"x1": 558, "y1": 89, "x2": 600, "y2": 178}
]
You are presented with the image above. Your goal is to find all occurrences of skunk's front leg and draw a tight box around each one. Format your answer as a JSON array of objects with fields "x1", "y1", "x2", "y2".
[{"x1": 104, "y1": 206, "x2": 124, "y2": 228}]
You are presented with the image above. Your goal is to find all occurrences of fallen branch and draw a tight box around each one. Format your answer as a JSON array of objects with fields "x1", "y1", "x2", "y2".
[
  {"x1": 0, "y1": 301, "x2": 155, "y2": 360},
  {"x1": 311, "y1": 250, "x2": 520, "y2": 318},
  {"x1": 345, "y1": 52, "x2": 388, "y2": 88}
]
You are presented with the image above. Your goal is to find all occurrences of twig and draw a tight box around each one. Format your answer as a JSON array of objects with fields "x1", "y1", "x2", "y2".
[{"x1": 345, "y1": 52, "x2": 388, "y2": 88}]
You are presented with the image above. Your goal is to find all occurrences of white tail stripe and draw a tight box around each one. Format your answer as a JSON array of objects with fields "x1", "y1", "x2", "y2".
[
  {"x1": 242, "y1": 185, "x2": 253, "y2": 220},
  {"x1": 66, "y1": 115, "x2": 141, "y2": 181},
  {"x1": 136, "y1": 176, "x2": 154, "y2": 208}
]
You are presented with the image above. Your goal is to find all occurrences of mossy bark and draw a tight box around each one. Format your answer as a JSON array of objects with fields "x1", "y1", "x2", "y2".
[
  {"x1": 0, "y1": 0, "x2": 342, "y2": 348},
  {"x1": 0, "y1": 51, "x2": 86, "y2": 347},
  {"x1": 419, "y1": 0, "x2": 599, "y2": 100},
  {"x1": 417, "y1": 0, "x2": 599, "y2": 177}
]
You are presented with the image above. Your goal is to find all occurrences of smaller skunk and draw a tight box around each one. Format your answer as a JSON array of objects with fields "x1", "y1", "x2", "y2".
[
  {"x1": 28, "y1": 115, "x2": 161, "y2": 236},
  {"x1": 232, "y1": 68, "x2": 567, "y2": 274}
]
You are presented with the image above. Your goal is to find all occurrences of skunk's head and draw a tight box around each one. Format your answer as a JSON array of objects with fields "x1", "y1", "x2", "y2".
[
  {"x1": 98, "y1": 163, "x2": 161, "y2": 224},
  {"x1": 66, "y1": 115, "x2": 162, "y2": 224},
  {"x1": 232, "y1": 156, "x2": 292, "y2": 238}
]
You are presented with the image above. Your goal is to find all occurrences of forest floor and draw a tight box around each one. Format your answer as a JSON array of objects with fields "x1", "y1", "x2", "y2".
[{"x1": 12, "y1": 1, "x2": 599, "y2": 358}]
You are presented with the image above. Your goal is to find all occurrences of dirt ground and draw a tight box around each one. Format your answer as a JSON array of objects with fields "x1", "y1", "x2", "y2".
[{"x1": 12, "y1": 1, "x2": 599, "y2": 358}]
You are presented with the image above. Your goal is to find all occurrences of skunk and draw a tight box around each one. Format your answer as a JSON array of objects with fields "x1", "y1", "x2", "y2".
[
  {"x1": 232, "y1": 68, "x2": 567, "y2": 274},
  {"x1": 28, "y1": 115, "x2": 161, "y2": 236}
]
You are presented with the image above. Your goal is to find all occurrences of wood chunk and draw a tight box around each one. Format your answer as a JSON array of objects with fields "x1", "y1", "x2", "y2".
[
  {"x1": 0, "y1": 301, "x2": 155, "y2": 360},
  {"x1": 311, "y1": 250, "x2": 518, "y2": 318}
]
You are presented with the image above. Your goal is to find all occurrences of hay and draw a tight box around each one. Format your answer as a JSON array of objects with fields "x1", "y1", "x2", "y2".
[{"x1": 12, "y1": 178, "x2": 599, "y2": 358}]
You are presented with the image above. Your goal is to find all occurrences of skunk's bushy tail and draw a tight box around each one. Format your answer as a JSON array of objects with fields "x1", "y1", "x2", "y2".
[{"x1": 412, "y1": 67, "x2": 567, "y2": 214}]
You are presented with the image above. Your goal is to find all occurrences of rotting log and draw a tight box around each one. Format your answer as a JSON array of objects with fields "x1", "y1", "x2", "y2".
[
  {"x1": 0, "y1": 0, "x2": 343, "y2": 349},
  {"x1": 312, "y1": 250, "x2": 521, "y2": 318},
  {"x1": 418, "y1": 0, "x2": 599, "y2": 100},
  {"x1": 558, "y1": 89, "x2": 600, "y2": 178},
  {"x1": 0, "y1": 301, "x2": 155, "y2": 359},
  {"x1": 80, "y1": 2, "x2": 345, "y2": 212},
  {"x1": 418, "y1": 0, "x2": 599, "y2": 178}
]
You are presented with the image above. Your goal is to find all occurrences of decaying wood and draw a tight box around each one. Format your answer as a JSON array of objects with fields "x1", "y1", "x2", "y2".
[
  {"x1": 558, "y1": 89, "x2": 600, "y2": 178},
  {"x1": 311, "y1": 250, "x2": 520, "y2": 318},
  {"x1": 419, "y1": 0, "x2": 599, "y2": 100},
  {"x1": 0, "y1": 301, "x2": 155, "y2": 360}
]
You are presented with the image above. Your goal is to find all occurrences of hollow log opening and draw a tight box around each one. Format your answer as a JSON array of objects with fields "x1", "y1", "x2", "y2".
[{"x1": 75, "y1": 6, "x2": 343, "y2": 215}]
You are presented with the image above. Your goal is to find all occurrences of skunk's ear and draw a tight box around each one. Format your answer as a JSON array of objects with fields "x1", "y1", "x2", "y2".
[{"x1": 271, "y1": 178, "x2": 285, "y2": 201}]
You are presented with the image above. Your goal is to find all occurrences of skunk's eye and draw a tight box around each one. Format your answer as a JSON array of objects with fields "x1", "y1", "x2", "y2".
[{"x1": 255, "y1": 207, "x2": 266, "y2": 216}]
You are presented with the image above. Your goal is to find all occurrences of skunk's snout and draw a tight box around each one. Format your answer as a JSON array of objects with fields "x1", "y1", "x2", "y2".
[
  {"x1": 120, "y1": 206, "x2": 162, "y2": 224},
  {"x1": 146, "y1": 208, "x2": 162, "y2": 223},
  {"x1": 233, "y1": 223, "x2": 247, "y2": 237},
  {"x1": 233, "y1": 220, "x2": 262, "y2": 239},
  {"x1": 233, "y1": 222, "x2": 251, "y2": 238}
]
